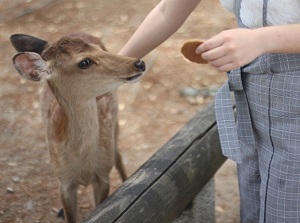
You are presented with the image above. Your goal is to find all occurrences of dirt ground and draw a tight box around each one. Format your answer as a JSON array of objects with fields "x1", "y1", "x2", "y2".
[{"x1": 0, "y1": 0, "x2": 240, "y2": 222}]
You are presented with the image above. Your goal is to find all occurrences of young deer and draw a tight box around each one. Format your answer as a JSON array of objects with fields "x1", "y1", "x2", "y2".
[{"x1": 10, "y1": 33, "x2": 145, "y2": 223}]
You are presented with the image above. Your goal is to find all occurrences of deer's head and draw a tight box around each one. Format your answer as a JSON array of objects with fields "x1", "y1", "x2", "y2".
[{"x1": 10, "y1": 33, "x2": 146, "y2": 101}]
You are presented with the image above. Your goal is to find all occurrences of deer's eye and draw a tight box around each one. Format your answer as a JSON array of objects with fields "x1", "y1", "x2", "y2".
[{"x1": 78, "y1": 58, "x2": 93, "y2": 69}]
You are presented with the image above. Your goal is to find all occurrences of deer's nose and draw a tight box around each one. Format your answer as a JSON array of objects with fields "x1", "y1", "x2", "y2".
[{"x1": 134, "y1": 60, "x2": 146, "y2": 72}]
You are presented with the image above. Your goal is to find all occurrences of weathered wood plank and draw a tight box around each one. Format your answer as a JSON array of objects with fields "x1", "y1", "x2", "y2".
[
  {"x1": 115, "y1": 126, "x2": 225, "y2": 223},
  {"x1": 83, "y1": 101, "x2": 226, "y2": 223}
]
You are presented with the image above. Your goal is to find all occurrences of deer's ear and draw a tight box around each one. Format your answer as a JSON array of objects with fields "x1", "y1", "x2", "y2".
[
  {"x1": 12, "y1": 52, "x2": 50, "y2": 82},
  {"x1": 10, "y1": 34, "x2": 48, "y2": 55}
]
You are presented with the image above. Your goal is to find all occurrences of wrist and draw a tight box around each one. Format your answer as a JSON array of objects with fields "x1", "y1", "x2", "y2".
[
  {"x1": 255, "y1": 25, "x2": 300, "y2": 54},
  {"x1": 253, "y1": 27, "x2": 273, "y2": 55}
]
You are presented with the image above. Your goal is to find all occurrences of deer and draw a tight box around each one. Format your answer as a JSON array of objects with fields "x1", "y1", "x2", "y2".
[{"x1": 10, "y1": 32, "x2": 146, "y2": 223}]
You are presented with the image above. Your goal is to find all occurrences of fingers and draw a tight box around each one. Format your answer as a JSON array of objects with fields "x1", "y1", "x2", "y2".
[
  {"x1": 210, "y1": 61, "x2": 235, "y2": 72},
  {"x1": 195, "y1": 35, "x2": 229, "y2": 68},
  {"x1": 199, "y1": 45, "x2": 239, "y2": 72},
  {"x1": 194, "y1": 31, "x2": 241, "y2": 72},
  {"x1": 201, "y1": 45, "x2": 226, "y2": 62},
  {"x1": 196, "y1": 35, "x2": 224, "y2": 54},
  {"x1": 195, "y1": 37, "x2": 233, "y2": 72},
  {"x1": 205, "y1": 54, "x2": 234, "y2": 72}
]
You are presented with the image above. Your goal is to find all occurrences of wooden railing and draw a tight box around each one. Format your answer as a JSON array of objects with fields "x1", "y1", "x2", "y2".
[{"x1": 83, "y1": 101, "x2": 227, "y2": 223}]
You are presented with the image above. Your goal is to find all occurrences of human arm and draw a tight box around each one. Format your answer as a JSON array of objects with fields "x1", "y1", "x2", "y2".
[
  {"x1": 196, "y1": 24, "x2": 300, "y2": 72},
  {"x1": 119, "y1": 0, "x2": 201, "y2": 58}
]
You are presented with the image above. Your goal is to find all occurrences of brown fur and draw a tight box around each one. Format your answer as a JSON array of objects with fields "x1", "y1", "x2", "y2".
[
  {"x1": 42, "y1": 38, "x2": 93, "y2": 61},
  {"x1": 11, "y1": 33, "x2": 145, "y2": 223}
]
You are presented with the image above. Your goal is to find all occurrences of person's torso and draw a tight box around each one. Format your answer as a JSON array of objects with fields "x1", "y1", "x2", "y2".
[{"x1": 220, "y1": 0, "x2": 300, "y2": 28}]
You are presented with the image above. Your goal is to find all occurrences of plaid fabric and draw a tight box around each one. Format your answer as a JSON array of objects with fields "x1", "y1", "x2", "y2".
[
  {"x1": 215, "y1": 0, "x2": 300, "y2": 222},
  {"x1": 238, "y1": 54, "x2": 300, "y2": 222},
  {"x1": 215, "y1": 68, "x2": 255, "y2": 163},
  {"x1": 215, "y1": 80, "x2": 241, "y2": 162}
]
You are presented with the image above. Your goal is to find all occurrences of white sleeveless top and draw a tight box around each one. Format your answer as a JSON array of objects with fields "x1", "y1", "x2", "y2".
[{"x1": 220, "y1": 0, "x2": 300, "y2": 28}]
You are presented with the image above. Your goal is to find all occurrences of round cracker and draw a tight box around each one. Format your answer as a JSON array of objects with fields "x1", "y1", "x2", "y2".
[{"x1": 181, "y1": 40, "x2": 207, "y2": 64}]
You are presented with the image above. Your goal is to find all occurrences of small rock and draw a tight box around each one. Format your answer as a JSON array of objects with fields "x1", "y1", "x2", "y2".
[
  {"x1": 215, "y1": 205, "x2": 225, "y2": 213},
  {"x1": 80, "y1": 203, "x2": 91, "y2": 209},
  {"x1": 142, "y1": 81, "x2": 153, "y2": 90},
  {"x1": 120, "y1": 15, "x2": 128, "y2": 23},
  {"x1": 6, "y1": 187, "x2": 14, "y2": 194},
  {"x1": 7, "y1": 162, "x2": 17, "y2": 167},
  {"x1": 195, "y1": 95, "x2": 205, "y2": 104},
  {"x1": 185, "y1": 96, "x2": 197, "y2": 105},
  {"x1": 180, "y1": 87, "x2": 219, "y2": 97},
  {"x1": 12, "y1": 176, "x2": 21, "y2": 183},
  {"x1": 50, "y1": 207, "x2": 59, "y2": 215},
  {"x1": 170, "y1": 108, "x2": 178, "y2": 114},
  {"x1": 26, "y1": 201, "x2": 33, "y2": 212},
  {"x1": 148, "y1": 94, "x2": 157, "y2": 101},
  {"x1": 180, "y1": 87, "x2": 199, "y2": 97},
  {"x1": 118, "y1": 103, "x2": 125, "y2": 111},
  {"x1": 119, "y1": 119, "x2": 127, "y2": 126}
]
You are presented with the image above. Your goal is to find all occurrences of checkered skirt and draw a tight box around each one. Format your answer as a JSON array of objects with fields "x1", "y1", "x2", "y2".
[{"x1": 236, "y1": 53, "x2": 300, "y2": 222}]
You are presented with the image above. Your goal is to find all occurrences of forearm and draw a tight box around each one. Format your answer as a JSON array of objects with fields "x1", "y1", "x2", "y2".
[
  {"x1": 197, "y1": 24, "x2": 300, "y2": 72},
  {"x1": 119, "y1": 0, "x2": 201, "y2": 58},
  {"x1": 257, "y1": 24, "x2": 300, "y2": 55},
  {"x1": 118, "y1": 4, "x2": 177, "y2": 58}
]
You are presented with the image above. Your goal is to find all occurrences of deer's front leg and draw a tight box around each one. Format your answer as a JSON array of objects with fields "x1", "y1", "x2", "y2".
[
  {"x1": 93, "y1": 175, "x2": 110, "y2": 206},
  {"x1": 114, "y1": 123, "x2": 127, "y2": 181},
  {"x1": 60, "y1": 181, "x2": 78, "y2": 223}
]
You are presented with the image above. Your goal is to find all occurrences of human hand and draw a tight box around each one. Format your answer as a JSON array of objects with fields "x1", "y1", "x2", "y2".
[{"x1": 196, "y1": 28, "x2": 264, "y2": 72}]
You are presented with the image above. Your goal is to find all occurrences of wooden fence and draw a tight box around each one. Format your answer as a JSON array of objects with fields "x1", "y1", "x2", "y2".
[{"x1": 83, "y1": 101, "x2": 227, "y2": 223}]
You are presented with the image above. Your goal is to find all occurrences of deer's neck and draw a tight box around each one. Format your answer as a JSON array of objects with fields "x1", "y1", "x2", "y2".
[
  {"x1": 48, "y1": 81, "x2": 100, "y2": 149},
  {"x1": 64, "y1": 100, "x2": 99, "y2": 147}
]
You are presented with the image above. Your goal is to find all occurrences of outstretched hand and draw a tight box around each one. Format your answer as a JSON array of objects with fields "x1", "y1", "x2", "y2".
[{"x1": 196, "y1": 28, "x2": 264, "y2": 72}]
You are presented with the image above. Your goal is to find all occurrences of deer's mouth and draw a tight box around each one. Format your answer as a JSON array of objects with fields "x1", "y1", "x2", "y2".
[{"x1": 125, "y1": 72, "x2": 143, "y2": 82}]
